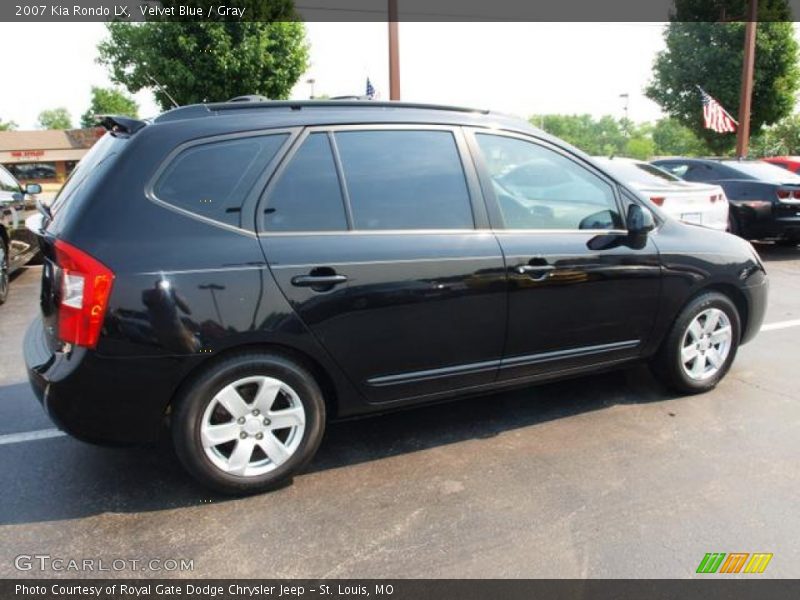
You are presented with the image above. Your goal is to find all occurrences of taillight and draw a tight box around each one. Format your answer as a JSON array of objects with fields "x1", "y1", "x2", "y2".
[
  {"x1": 54, "y1": 240, "x2": 114, "y2": 348},
  {"x1": 710, "y1": 194, "x2": 719, "y2": 203},
  {"x1": 777, "y1": 188, "x2": 791, "y2": 199},
  {"x1": 650, "y1": 197, "x2": 665, "y2": 207},
  {"x1": 793, "y1": 190, "x2": 800, "y2": 199}
]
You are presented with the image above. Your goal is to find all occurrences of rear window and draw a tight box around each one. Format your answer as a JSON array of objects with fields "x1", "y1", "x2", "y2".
[
  {"x1": 51, "y1": 133, "x2": 122, "y2": 216},
  {"x1": 154, "y1": 134, "x2": 288, "y2": 227},
  {"x1": 724, "y1": 161, "x2": 800, "y2": 183},
  {"x1": 599, "y1": 160, "x2": 680, "y2": 185}
]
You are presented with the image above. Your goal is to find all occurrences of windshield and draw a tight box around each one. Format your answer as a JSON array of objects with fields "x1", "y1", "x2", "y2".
[
  {"x1": 725, "y1": 161, "x2": 800, "y2": 183},
  {"x1": 597, "y1": 159, "x2": 680, "y2": 185}
]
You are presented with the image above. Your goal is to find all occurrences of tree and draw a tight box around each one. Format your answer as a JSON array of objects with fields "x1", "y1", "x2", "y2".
[
  {"x1": 37, "y1": 108, "x2": 72, "y2": 130},
  {"x1": 646, "y1": 0, "x2": 800, "y2": 154},
  {"x1": 97, "y1": 2, "x2": 309, "y2": 110},
  {"x1": 0, "y1": 119, "x2": 16, "y2": 131},
  {"x1": 531, "y1": 114, "x2": 657, "y2": 159},
  {"x1": 81, "y1": 86, "x2": 139, "y2": 127},
  {"x1": 750, "y1": 114, "x2": 800, "y2": 156},
  {"x1": 652, "y1": 118, "x2": 708, "y2": 156}
]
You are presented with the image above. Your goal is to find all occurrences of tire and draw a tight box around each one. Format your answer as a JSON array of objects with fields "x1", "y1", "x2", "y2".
[
  {"x1": 0, "y1": 238, "x2": 9, "y2": 305},
  {"x1": 172, "y1": 352, "x2": 326, "y2": 495},
  {"x1": 650, "y1": 292, "x2": 741, "y2": 394}
]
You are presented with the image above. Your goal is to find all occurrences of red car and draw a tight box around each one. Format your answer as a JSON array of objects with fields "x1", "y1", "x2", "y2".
[{"x1": 763, "y1": 156, "x2": 800, "y2": 173}]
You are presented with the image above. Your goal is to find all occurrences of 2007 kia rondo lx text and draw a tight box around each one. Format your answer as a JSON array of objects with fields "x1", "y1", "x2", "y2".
[{"x1": 24, "y1": 101, "x2": 768, "y2": 494}]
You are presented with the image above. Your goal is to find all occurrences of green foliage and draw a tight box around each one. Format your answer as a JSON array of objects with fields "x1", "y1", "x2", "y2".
[
  {"x1": 97, "y1": 2, "x2": 309, "y2": 111},
  {"x1": 531, "y1": 114, "x2": 659, "y2": 159},
  {"x1": 0, "y1": 118, "x2": 16, "y2": 131},
  {"x1": 37, "y1": 108, "x2": 72, "y2": 130},
  {"x1": 646, "y1": 1, "x2": 800, "y2": 154},
  {"x1": 81, "y1": 86, "x2": 139, "y2": 127},
  {"x1": 750, "y1": 114, "x2": 800, "y2": 156},
  {"x1": 530, "y1": 114, "x2": 715, "y2": 159},
  {"x1": 652, "y1": 118, "x2": 708, "y2": 156}
]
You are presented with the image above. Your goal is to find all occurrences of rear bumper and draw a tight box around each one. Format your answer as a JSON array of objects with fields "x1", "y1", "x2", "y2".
[
  {"x1": 24, "y1": 316, "x2": 185, "y2": 445},
  {"x1": 734, "y1": 203, "x2": 800, "y2": 240}
]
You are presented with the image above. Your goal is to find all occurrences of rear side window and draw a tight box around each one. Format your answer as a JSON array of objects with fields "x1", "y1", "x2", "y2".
[
  {"x1": 263, "y1": 133, "x2": 347, "y2": 231},
  {"x1": 154, "y1": 134, "x2": 288, "y2": 227},
  {"x1": 0, "y1": 166, "x2": 19, "y2": 192},
  {"x1": 335, "y1": 130, "x2": 474, "y2": 230}
]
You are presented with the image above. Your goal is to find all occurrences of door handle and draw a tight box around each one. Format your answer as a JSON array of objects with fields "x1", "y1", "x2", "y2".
[
  {"x1": 291, "y1": 274, "x2": 348, "y2": 287},
  {"x1": 515, "y1": 264, "x2": 555, "y2": 280}
]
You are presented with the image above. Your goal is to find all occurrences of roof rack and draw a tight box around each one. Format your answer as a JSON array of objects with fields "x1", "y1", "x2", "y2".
[{"x1": 154, "y1": 99, "x2": 490, "y2": 122}]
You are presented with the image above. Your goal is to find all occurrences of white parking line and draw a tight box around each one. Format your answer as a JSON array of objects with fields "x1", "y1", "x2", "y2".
[
  {"x1": 0, "y1": 428, "x2": 66, "y2": 446},
  {"x1": 760, "y1": 318, "x2": 800, "y2": 332},
  {"x1": 0, "y1": 317, "x2": 798, "y2": 448}
]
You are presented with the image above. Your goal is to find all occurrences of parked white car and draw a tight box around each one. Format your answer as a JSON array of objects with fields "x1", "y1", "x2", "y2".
[{"x1": 593, "y1": 157, "x2": 729, "y2": 231}]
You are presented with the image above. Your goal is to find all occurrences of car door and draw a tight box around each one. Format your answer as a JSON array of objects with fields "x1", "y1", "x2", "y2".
[
  {"x1": 467, "y1": 130, "x2": 662, "y2": 382},
  {"x1": 257, "y1": 126, "x2": 507, "y2": 404}
]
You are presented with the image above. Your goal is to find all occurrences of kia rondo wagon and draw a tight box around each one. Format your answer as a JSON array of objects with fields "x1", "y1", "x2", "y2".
[{"x1": 24, "y1": 101, "x2": 768, "y2": 494}]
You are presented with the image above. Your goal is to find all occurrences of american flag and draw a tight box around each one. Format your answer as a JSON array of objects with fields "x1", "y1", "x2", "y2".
[
  {"x1": 698, "y1": 86, "x2": 738, "y2": 134},
  {"x1": 366, "y1": 77, "x2": 376, "y2": 100}
]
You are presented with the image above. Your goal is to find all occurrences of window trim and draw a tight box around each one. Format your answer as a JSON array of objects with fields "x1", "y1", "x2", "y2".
[
  {"x1": 256, "y1": 124, "x2": 487, "y2": 236},
  {"x1": 464, "y1": 127, "x2": 629, "y2": 235},
  {"x1": 146, "y1": 128, "x2": 301, "y2": 237}
]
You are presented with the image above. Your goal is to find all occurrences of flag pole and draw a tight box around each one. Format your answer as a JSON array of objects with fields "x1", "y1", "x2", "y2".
[
  {"x1": 736, "y1": 0, "x2": 758, "y2": 158},
  {"x1": 388, "y1": 0, "x2": 401, "y2": 100}
]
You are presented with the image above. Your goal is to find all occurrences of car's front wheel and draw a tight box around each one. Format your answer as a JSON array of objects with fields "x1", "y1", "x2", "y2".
[
  {"x1": 651, "y1": 292, "x2": 741, "y2": 394},
  {"x1": 172, "y1": 352, "x2": 326, "y2": 495}
]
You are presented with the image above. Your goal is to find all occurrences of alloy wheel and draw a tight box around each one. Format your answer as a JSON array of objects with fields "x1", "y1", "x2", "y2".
[
  {"x1": 200, "y1": 375, "x2": 306, "y2": 477},
  {"x1": 680, "y1": 308, "x2": 733, "y2": 381}
]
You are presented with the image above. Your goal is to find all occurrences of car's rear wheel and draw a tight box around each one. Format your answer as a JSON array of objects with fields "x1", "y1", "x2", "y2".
[
  {"x1": 0, "y1": 239, "x2": 9, "y2": 305},
  {"x1": 172, "y1": 352, "x2": 326, "y2": 495},
  {"x1": 651, "y1": 292, "x2": 741, "y2": 394}
]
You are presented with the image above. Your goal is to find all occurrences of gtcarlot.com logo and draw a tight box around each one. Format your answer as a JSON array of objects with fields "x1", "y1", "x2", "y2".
[
  {"x1": 14, "y1": 554, "x2": 194, "y2": 573},
  {"x1": 696, "y1": 552, "x2": 773, "y2": 574}
]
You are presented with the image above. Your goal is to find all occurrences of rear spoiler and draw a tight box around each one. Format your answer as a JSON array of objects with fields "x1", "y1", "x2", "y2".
[{"x1": 95, "y1": 115, "x2": 147, "y2": 136}]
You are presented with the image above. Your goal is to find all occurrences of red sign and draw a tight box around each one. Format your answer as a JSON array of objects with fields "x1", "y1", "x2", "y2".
[{"x1": 10, "y1": 150, "x2": 45, "y2": 158}]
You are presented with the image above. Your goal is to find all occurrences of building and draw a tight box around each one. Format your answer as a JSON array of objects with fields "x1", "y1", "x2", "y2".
[{"x1": 0, "y1": 128, "x2": 103, "y2": 185}]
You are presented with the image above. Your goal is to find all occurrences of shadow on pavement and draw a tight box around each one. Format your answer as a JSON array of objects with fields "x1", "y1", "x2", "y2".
[
  {"x1": 753, "y1": 241, "x2": 800, "y2": 262},
  {"x1": 0, "y1": 363, "x2": 679, "y2": 526}
]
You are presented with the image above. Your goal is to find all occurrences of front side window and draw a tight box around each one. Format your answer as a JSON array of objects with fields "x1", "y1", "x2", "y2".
[
  {"x1": 476, "y1": 134, "x2": 622, "y2": 231},
  {"x1": 263, "y1": 133, "x2": 347, "y2": 232},
  {"x1": 154, "y1": 134, "x2": 288, "y2": 227},
  {"x1": 335, "y1": 130, "x2": 474, "y2": 230}
]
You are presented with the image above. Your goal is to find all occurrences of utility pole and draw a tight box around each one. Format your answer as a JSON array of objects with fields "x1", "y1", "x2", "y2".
[
  {"x1": 388, "y1": 0, "x2": 400, "y2": 100},
  {"x1": 736, "y1": 0, "x2": 758, "y2": 158}
]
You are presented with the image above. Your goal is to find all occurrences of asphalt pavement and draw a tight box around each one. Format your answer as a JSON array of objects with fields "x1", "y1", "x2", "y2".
[{"x1": 0, "y1": 244, "x2": 798, "y2": 578}]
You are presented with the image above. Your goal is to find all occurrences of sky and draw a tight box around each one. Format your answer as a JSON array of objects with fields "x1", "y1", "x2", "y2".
[{"x1": 0, "y1": 21, "x2": 780, "y2": 129}]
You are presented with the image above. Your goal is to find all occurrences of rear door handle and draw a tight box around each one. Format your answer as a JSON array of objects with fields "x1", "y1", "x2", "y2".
[{"x1": 291, "y1": 274, "x2": 348, "y2": 287}]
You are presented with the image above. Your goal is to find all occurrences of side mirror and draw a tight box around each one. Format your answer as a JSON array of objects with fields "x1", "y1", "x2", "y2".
[
  {"x1": 24, "y1": 183, "x2": 42, "y2": 195},
  {"x1": 626, "y1": 203, "x2": 655, "y2": 235}
]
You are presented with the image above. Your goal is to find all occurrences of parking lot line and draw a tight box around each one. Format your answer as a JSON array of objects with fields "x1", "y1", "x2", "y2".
[
  {"x1": 760, "y1": 318, "x2": 800, "y2": 332},
  {"x1": 0, "y1": 428, "x2": 65, "y2": 446}
]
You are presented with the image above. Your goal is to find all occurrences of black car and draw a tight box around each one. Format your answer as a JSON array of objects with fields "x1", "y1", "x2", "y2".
[
  {"x1": 24, "y1": 101, "x2": 768, "y2": 494},
  {"x1": 652, "y1": 157, "x2": 800, "y2": 245},
  {"x1": 0, "y1": 164, "x2": 41, "y2": 304}
]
